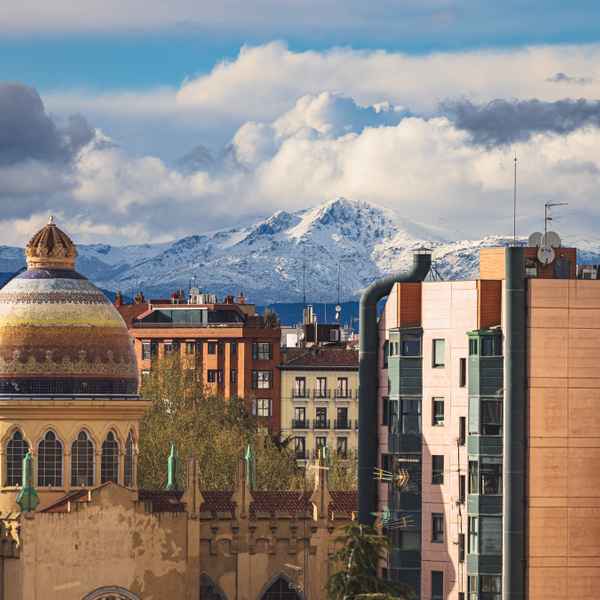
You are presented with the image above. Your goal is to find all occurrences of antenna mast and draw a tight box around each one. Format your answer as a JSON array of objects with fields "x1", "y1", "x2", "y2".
[
  {"x1": 302, "y1": 247, "x2": 307, "y2": 307},
  {"x1": 544, "y1": 202, "x2": 568, "y2": 237},
  {"x1": 513, "y1": 154, "x2": 518, "y2": 245}
]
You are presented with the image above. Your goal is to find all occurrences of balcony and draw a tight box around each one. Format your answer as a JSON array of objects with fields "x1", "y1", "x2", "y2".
[
  {"x1": 334, "y1": 419, "x2": 352, "y2": 430},
  {"x1": 294, "y1": 450, "x2": 307, "y2": 460},
  {"x1": 313, "y1": 419, "x2": 330, "y2": 430},
  {"x1": 334, "y1": 389, "x2": 353, "y2": 399},
  {"x1": 291, "y1": 419, "x2": 310, "y2": 429},
  {"x1": 292, "y1": 389, "x2": 309, "y2": 399},
  {"x1": 313, "y1": 389, "x2": 331, "y2": 399}
]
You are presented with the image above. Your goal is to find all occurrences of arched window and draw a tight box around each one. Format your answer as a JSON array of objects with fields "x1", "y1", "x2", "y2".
[
  {"x1": 5, "y1": 430, "x2": 29, "y2": 487},
  {"x1": 82, "y1": 586, "x2": 139, "y2": 600},
  {"x1": 124, "y1": 431, "x2": 134, "y2": 487},
  {"x1": 37, "y1": 431, "x2": 63, "y2": 487},
  {"x1": 71, "y1": 431, "x2": 94, "y2": 487},
  {"x1": 199, "y1": 574, "x2": 228, "y2": 600},
  {"x1": 259, "y1": 576, "x2": 302, "y2": 600},
  {"x1": 101, "y1": 431, "x2": 119, "y2": 484}
]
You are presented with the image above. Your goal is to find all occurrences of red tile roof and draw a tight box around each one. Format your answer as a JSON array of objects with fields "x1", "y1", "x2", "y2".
[
  {"x1": 281, "y1": 347, "x2": 358, "y2": 369},
  {"x1": 329, "y1": 491, "x2": 358, "y2": 514}
]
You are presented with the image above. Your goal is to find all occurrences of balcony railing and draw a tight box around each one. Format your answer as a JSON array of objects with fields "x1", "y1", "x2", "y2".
[
  {"x1": 313, "y1": 419, "x2": 330, "y2": 430},
  {"x1": 334, "y1": 419, "x2": 352, "y2": 430},
  {"x1": 291, "y1": 419, "x2": 310, "y2": 429},
  {"x1": 334, "y1": 389, "x2": 353, "y2": 399},
  {"x1": 292, "y1": 389, "x2": 309, "y2": 399},
  {"x1": 313, "y1": 389, "x2": 331, "y2": 399},
  {"x1": 294, "y1": 450, "x2": 307, "y2": 460}
]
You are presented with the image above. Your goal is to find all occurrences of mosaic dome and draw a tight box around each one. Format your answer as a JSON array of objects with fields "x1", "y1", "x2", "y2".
[{"x1": 0, "y1": 219, "x2": 138, "y2": 396}]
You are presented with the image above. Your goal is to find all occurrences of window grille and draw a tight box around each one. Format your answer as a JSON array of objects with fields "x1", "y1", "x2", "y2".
[
  {"x1": 37, "y1": 431, "x2": 63, "y2": 487},
  {"x1": 124, "y1": 432, "x2": 134, "y2": 487},
  {"x1": 101, "y1": 431, "x2": 119, "y2": 484},
  {"x1": 6, "y1": 430, "x2": 28, "y2": 486},
  {"x1": 71, "y1": 431, "x2": 95, "y2": 487}
]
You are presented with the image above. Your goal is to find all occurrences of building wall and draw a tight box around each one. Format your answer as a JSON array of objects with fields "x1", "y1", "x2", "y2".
[
  {"x1": 129, "y1": 326, "x2": 281, "y2": 432},
  {"x1": 527, "y1": 279, "x2": 600, "y2": 600},
  {"x1": 0, "y1": 398, "x2": 148, "y2": 513},
  {"x1": 420, "y1": 282, "x2": 478, "y2": 600},
  {"x1": 280, "y1": 367, "x2": 358, "y2": 459}
]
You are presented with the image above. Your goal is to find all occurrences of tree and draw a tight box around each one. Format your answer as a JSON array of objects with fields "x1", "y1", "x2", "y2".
[{"x1": 326, "y1": 523, "x2": 414, "y2": 600}]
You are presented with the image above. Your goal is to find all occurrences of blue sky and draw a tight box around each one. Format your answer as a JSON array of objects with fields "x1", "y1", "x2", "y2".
[{"x1": 1, "y1": 1, "x2": 600, "y2": 245}]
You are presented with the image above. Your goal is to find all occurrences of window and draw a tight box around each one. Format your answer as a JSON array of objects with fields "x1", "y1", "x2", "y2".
[
  {"x1": 469, "y1": 338, "x2": 478, "y2": 356},
  {"x1": 37, "y1": 431, "x2": 63, "y2": 487},
  {"x1": 468, "y1": 517, "x2": 478, "y2": 554},
  {"x1": 469, "y1": 461, "x2": 479, "y2": 494},
  {"x1": 336, "y1": 377, "x2": 349, "y2": 398},
  {"x1": 231, "y1": 341, "x2": 238, "y2": 354},
  {"x1": 336, "y1": 437, "x2": 348, "y2": 457},
  {"x1": 382, "y1": 397, "x2": 389, "y2": 426},
  {"x1": 481, "y1": 399, "x2": 502, "y2": 435},
  {"x1": 293, "y1": 407, "x2": 306, "y2": 427},
  {"x1": 294, "y1": 377, "x2": 307, "y2": 397},
  {"x1": 480, "y1": 516, "x2": 502, "y2": 555},
  {"x1": 480, "y1": 575, "x2": 502, "y2": 599},
  {"x1": 124, "y1": 431, "x2": 134, "y2": 487},
  {"x1": 315, "y1": 377, "x2": 328, "y2": 398},
  {"x1": 432, "y1": 339, "x2": 445, "y2": 368},
  {"x1": 207, "y1": 341, "x2": 217, "y2": 354},
  {"x1": 480, "y1": 457, "x2": 502, "y2": 495},
  {"x1": 459, "y1": 416, "x2": 466, "y2": 446},
  {"x1": 432, "y1": 513, "x2": 444, "y2": 543},
  {"x1": 185, "y1": 342, "x2": 195, "y2": 355},
  {"x1": 399, "y1": 398, "x2": 421, "y2": 435},
  {"x1": 207, "y1": 369, "x2": 220, "y2": 383},
  {"x1": 391, "y1": 529, "x2": 420, "y2": 551},
  {"x1": 101, "y1": 431, "x2": 119, "y2": 484},
  {"x1": 481, "y1": 335, "x2": 502, "y2": 356},
  {"x1": 401, "y1": 333, "x2": 421, "y2": 356},
  {"x1": 336, "y1": 407, "x2": 349, "y2": 428},
  {"x1": 252, "y1": 370, "x2": 272, "y2": 389},
  {"x1": 141, "y1": 340, "x2": 151, "y2": 360},
  {"x1": 252, "y1": 342, "x2": 272, "y2": 360},
  {"x1": 141, "y1": 369, "x2": 150, "y2": 378},
  {"x1": 6, "y1": 430, "x2": 29, "y2": 486},
  {"x1": 294, "y1": 437, "x2": 306, "y2": 459},
  {"x1": 432, "y1": 398, "x2": 444, "y2": 426},
  {"x1": 468, "y1": 575, "x2": 478, "y2": 600},
  {"x1": 164, "y1": 340, "x2": 178, "y2": 355},
  {"x1": 230, "y1": 369, "x2": 237, "y2": 386},
  {"x1": 432, "y1": 455, "x2": 444, "y2": 484},
  {"x1": 431, "y1": 571, "x2": 444, "y2": 600},
  {"x1": 459, "y1": 474, "x2": 466, "y2": 504},
  {"x1": 459, "y1": 357, "x2": 467, "y2": 387},
  {"x1": 255, "y1": 398, "x2": 272, "y2": 418},
  {"x1": 458, "y1": 533, "x2": 465, "y2": 562},
  {"x1": 316, "y1": 436, "x2": 327, "y2": 450},
  {"x1": 383, "y1": 340, "x2": 389, "y2": 368},
  {"x1": 315, "y1": 407, "x2": 328, "y2": 428},
  {"x1": 71, "y1": 431, "x2": 94, "y2": 487}
]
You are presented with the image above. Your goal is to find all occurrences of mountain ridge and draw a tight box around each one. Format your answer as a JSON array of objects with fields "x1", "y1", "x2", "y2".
[{"x1": 1, "y1": 197, "x2": 598, "y2": 303}]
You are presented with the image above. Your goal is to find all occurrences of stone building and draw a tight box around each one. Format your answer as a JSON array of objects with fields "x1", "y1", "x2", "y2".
[{"x1": 0, "y1": 220, "x2": 356, "y2": 600}]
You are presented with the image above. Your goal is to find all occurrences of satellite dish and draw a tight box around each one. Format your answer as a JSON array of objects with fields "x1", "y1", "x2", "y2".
[
  {"x1": 335, "y1": 304, "x2": 342, "y2": 313},
  {"x1": 537, "y1": 245, "x2": 556, "y2": 266},
  {"x1": 542, "y1": 231, "x2": 561, "y2": 248},
  {"x1": 528, "y1": 232, "x2": 543, "y2": 247}
]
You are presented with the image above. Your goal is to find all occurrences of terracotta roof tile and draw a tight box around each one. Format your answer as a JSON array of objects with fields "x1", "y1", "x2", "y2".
[{"x1": 329, "y1": 491, "x2": 358, "y2": 514}]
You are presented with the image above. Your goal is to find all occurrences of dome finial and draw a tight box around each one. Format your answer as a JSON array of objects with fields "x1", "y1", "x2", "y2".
[{"x1": 25, "y1": 220, "x2": 78, "y2": 270}]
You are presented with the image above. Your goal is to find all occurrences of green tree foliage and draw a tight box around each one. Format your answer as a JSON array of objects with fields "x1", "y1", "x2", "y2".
[
  {"x1": 326, "y1": 523, "x2": 414, "y2": 600},
  {"x1": 138, "y1": 356, "x2": 356, "y2": 491}
]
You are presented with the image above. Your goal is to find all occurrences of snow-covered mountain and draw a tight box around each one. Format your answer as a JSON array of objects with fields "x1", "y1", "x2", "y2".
[{"x1": 1, "y1": 198, "x2": 599, "y2": 303}]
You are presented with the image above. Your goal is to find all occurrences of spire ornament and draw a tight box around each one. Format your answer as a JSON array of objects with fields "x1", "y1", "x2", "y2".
[{"x1": 25, "y1": 218, "x2": 78, "y2": 270}]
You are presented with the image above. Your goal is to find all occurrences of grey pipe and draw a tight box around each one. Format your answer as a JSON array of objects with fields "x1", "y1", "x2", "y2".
[
  {"x1": 358, "y1": 251, "x2": 431, "y2": 525},
  {"x1": 503, "y1": 247, "x2": 526, "y2": 600}
]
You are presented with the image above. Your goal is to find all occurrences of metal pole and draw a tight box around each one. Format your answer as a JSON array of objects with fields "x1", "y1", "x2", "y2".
[{"x1": 513, "y1": 155, "x2": 518, "y2": 245}]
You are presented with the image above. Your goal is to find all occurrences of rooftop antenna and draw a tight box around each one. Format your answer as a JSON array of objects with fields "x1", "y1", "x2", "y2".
[
  {"x1": 335, "y1": 262, "x2": 342, "y2": 322},
  {"x1": 513, "y1": 154, "x2": 518, "y2": 245},
  {"x1": 544, "y1": 202, "x2": 568, "y2": 237},
  {"x1": 302, "y1": 246, "x2": 307, "y2": 308}
]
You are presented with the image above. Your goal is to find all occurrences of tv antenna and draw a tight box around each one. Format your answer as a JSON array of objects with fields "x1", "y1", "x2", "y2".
[
  {"x1": 544, "y1": 202, "x2": 568, "y2": 237},
  {"x1": 335, "y1": 262, "x2": 342, "y2": 321}
]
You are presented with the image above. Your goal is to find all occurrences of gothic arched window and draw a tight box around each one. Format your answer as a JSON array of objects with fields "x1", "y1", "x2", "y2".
[
  {"x1": 259, "y1": 576, "x2": 302, "y2": 600},
  {"x1": 101, "y1": 431, "x2": 119, "y2": 484},
  {"x1": 5, "y1": 430, "x2": 28, "y2": 487},
  {"x1": 124, "y1": 431, "x2": 134, "y2": 487},
  {"x1": 37, "y1": 430, "x2": 63, "y2": 487},
  {"x1": 71, "y1": 431, "x2": 94, "y2": 487}
]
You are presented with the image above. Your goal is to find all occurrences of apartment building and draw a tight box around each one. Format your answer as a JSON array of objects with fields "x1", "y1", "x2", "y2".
[
  {"x1": 280, "y1": 347, "x2": 358, "y2": 461},
  {"x1": 116, "y1": 289, "x2": 281, "y2": 431},
  {"x1": 372, "y1": 242, "x2": 600, "y2": 600}
]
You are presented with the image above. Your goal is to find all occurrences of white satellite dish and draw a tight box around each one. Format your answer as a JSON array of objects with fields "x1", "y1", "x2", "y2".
[
  {"x1": 528, "y1": 232, "x2": 543, "y2": 247},
  {"x1": 542, "y1": 231, "x2": 561, "y2": 248}
]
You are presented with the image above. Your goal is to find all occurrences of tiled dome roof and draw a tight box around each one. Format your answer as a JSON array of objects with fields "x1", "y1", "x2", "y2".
[{"x1": 0, "y1": 220, "x2": 138, "y2": 397}]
